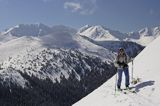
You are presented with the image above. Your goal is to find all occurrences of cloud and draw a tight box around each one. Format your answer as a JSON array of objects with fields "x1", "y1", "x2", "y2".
[
  {"x1": 64, "y1": 2, "x2": 82, "y2": 12},
  {"x1": 64, "y1": 0, "x2": 97, "y2": 15}
]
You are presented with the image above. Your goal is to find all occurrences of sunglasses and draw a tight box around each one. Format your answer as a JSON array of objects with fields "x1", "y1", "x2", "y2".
[{"x1": 119, "y1": 49, "x2": 124, "y2": 52}]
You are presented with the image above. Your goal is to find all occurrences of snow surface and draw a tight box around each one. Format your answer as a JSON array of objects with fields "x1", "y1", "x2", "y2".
[
  {"x1": 73, "y1": 36, "x2": 160, "y2": 106},
  {"x1": 74, "y1": 35, "x2": 115, "y2": 61},
  {"x1": 0, "y1": 32, "x2": 17, "y2": 43},
  {"x1": 0, "y1": 36, "x2": 43, "y2": 61}
]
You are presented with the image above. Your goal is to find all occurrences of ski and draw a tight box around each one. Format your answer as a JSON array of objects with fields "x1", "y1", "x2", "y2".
[
  {"x1": 122, "y1": 87, "x2": 137, "y2": 94},
  {"x1": 121, "y1": 90, "x2": 127, "y2": 94},
  {"x1": 123, "y1": 89, "x2": 136, "y2": 94},
  {"x1": 117, "y1": 87, "x2": 136, "y2": 94},
  {"x1": 114, "y1": 88, "x2": 137, "y2": 96}
]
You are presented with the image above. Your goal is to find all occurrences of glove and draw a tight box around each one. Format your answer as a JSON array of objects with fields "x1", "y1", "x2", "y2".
[
  {"x1": 117, "y1": 61, "x2": 123, "y2": 66},
  {"x1": 114, "y1": 63, "x2": 119, "y2": 68},
  {"x1": 123, "y1": 63, "x2": 128, "y2": 68}
]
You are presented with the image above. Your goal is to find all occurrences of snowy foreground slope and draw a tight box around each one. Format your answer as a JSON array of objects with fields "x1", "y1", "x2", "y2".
[{"x1": 73, "y1": 36, "x2": 160, "y2": 106}]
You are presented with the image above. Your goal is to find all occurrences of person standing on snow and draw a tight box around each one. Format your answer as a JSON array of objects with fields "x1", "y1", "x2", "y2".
[{"x1": 114, "y1": 48, "x2": 131, "y2": 90}]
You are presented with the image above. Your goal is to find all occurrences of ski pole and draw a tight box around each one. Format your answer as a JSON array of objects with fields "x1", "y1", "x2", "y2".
[
  {"x1": 131, "y1": 59, "x2": 134, "y2": 83},
  {"x1": 115, "y1": 68, "x2": 117, "y2": 94}
]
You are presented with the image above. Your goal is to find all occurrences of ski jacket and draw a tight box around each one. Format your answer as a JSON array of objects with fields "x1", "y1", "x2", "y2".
[{"x1": 114, "y1": 54, "x2": 130, "y2": 69}]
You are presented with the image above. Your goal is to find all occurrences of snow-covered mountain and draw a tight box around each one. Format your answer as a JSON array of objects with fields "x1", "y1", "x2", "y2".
[
  {"x1": 2, "y1": 23, "x2": 158, "y2": 47},
  {"x1": 78, "y1": 25, "x2": 127, "y2": 41},
  {"x1": 0, "y1": 47, "x2": 111, "y2": 87},
  {"x1": 80, "y1": 35, "x2": 143, "y2": 58},
  {"x1": 78, "y1": 25, "x2": 160, "y2": 46},
  {"x1": 73, "y1": 36, "x2": 160, "y2": 106},
  {"x1": 2, "y1": 24, "x2": 160, "y2": 46},
  {"x1": 0, "y1": 33, "x2": 116, "y2": 87},
  {"x1": 127, "y1": 26, "x2": 160, "y2": 46},
  {"x1": 0, "y1": 23, "x2": 119, "y2": 62},
  {"x1": 3, "y1": 23, "x2": 53, "y2": 37},
  {"x1": 1, "y1": 23, "x2": 77, "y2": 41},
  {"x1": 0, "y1": 32, "x2": 17, "y2": 44},
  {"x1": 0, "y1": 36, "x2": 43, "y2": 61},
  {"x1": 0, "y1": 46, "x2": 116, "y2": 105},
  {"x1": 0, "y1": 29, "x2": 117, "y2": 105}
]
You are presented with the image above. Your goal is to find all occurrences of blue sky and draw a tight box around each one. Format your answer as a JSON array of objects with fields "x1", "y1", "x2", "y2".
[{"x1": 0, "y1": 0, "x2": 160, "y2": 32}]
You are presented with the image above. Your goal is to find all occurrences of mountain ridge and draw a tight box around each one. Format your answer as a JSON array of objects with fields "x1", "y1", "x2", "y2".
[
  {"x1": 78, "y1": 25, "x2": 160, "y2": 46},
  {"x1": 1, "y1": 23, "x2": 160, "y2": 46}
]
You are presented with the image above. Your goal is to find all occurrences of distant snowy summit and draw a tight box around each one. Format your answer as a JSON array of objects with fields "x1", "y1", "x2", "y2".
[
  {"x1": 2, "y1": 23, "x2": 52, "y2": 37},
  {"x1": 78, "y1": 25, "x2": 160, "y2": 46},
  {"x1": 0, "y1": 23, "x2": 77, "y2": 44},
  {"x1": 78, "y1": 25, "x2": 126, "y2": 41},
  {"x1": 2, "y1": 23, "x2": 76, "y2": 37},
  {"x1": 127, "y1": 26, "x2": 160, "y2": 46},
  {"x1": 1, "y1": 23, "x2": 160, "y2": 46}
]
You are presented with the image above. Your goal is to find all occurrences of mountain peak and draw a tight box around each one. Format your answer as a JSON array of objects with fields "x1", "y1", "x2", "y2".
[
  {"x1": 138, "y1": 27, "x2": 152, "y2": 36},
  {"x1": 78, "y1": 25, "x2": 125, "y2": 41},
  {"x1": 138, "y1": 26, "x2": 160, "y2": 37},
  {"x1": 3, "y1": 23, "x2": 52, "y2": 37},
  {"x1": 2, "y1": 23, "x2": 77, "y2": 37}
]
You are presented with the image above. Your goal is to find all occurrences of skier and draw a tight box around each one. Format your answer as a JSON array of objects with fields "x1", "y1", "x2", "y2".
[{"x1": 114, "y1": 48, "x2": 130, "y2": 90}]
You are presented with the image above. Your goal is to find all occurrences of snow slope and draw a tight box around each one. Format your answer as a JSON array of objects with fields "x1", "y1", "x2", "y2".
[
  {"x1": 74, "y1": 35, "x2": 115, "y2": 61},
  {"x1": 0, "y1": 32, "x2": 17, "y2": 44},
  {"x1": 0, "y1": 36, "x2": 43, "y2": 61},
  {"x1": 73, "y1": 36, "x2": 160, "y2": 106}
]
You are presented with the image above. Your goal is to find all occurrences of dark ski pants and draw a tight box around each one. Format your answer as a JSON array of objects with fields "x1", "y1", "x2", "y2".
[{"x1": 117, "y1": 67, "x2": 129, "y2": 88}]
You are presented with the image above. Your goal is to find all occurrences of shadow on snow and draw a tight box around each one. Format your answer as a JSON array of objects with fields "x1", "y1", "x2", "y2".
[{"x1": 135, "y1": 80, "x2": 155, "y2": 92}]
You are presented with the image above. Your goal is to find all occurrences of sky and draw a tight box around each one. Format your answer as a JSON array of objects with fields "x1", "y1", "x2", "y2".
[{"x1": 0, "y1": 0, "x2": 160, "y2": 32}]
